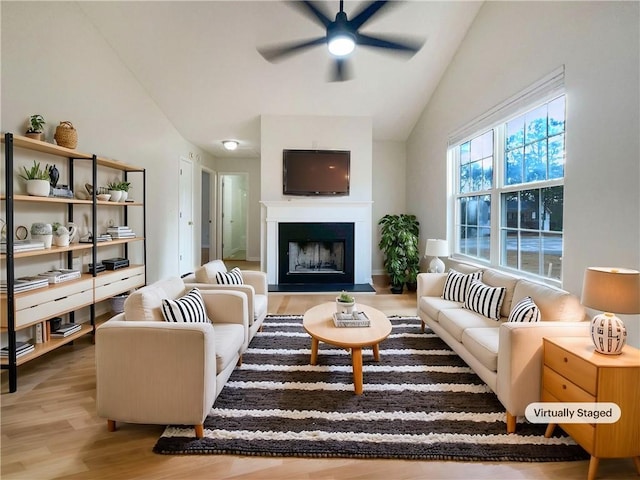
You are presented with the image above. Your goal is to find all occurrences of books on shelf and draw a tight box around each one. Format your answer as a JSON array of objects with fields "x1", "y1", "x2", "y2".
[
  {"x1": 37, "y1": 269, "x2": 81, "y2": 284},
  {"x1": 50, "y1": 323, "x2": 82, "y2": 338},
  {"x1": 1, "y1": 276, "x2": 50, "y2": 293},
  {"x1": 1, "y1": 341, "x2": 35, "y2": 358},
  {"x1": 0, "y1": 240, "x2": 45, "y2": 253},
  {"x1": 333, "y1": 311, "x2": 371, "y2": 328},
  {"x1": 106, "y1": 226, "x2": 136, "y2": 239}
]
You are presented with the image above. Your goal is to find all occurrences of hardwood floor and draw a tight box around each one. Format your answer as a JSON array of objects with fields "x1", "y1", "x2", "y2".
[{"x1": 1, "y1": 281, "x2": 636, "y2": 479}]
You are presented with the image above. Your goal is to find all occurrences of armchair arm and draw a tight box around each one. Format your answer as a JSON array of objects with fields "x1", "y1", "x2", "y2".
[
  {"x1": 240, "y1": 270, "x2": 268, "y2": 295},
  {"x1": 417, "y1": 272, "x2": 447, "y2": 298},
  {"x1": 95, "y1": 320, "x2": 217, "y2": 427},
  {"x1": 199, "y1": 289, "x2": 249, "y2": 349},
  {"x1": 186, "y1": 283, "x2": 256, "y2": 323},
  {"x1": 496, "y1": 321, "x2": 590, "y2": 417}
]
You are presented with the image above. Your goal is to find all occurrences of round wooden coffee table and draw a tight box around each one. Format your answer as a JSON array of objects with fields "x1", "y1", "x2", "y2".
[{"x1": 302, "y1": 302, "x2": 392, "y2": 395}]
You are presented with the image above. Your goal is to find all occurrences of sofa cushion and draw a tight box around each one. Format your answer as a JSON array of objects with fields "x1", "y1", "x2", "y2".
[
  {"x1": 462, "y1": 328, "x2": 499, "y2": 372},
  {"x1": 508, "y1": 296, "x2": 541, "y2": 323},
  {"x1": 161, "y1": 288, "x2": 209, "y2": 323},
  {"x1": 442, "y1": 269, "x2": 483, "y2": 302},
  {"x1": 420, "y1": 296, "x2": 462, "y2": 322},
  {"x1": 512, "y1": 279, "x2": 585, "y2": 322},
  {"x1": 215, "y1": 267, "x2": 244, "y2": 285},
  {"x1": 213, "y1": 323, "x2": 245, "y2": 372},
  {"x1": 195, "y1": 260, "x2": 228, "y2": 283},
  {"x1": 481, "y1": 269, "x2": 519, "y2": 318},
  {"x1": 124, "y1": 277, "x2": 185, "y2": 321},
  {"x1": 438, "y1": 308, "x2": 503, "y2": 342},
  {"x1": 464, "y1": 280, "x2": 506, "y2": 321}
]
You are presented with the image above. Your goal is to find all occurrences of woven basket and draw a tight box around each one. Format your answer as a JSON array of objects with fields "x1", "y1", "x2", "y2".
[
  {"x1": 110, "y1": 293, "x2": 129, "y2": 314},
  {"x1": 54, "y1": 121, "x2": 78, "y2": 149}
]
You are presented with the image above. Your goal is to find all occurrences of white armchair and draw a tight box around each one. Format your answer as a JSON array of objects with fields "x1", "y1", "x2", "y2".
[
  {"x1": 183, "y1": 260, "x2": 268, "y2": 343},
  {"x1": 95, "y1": 277, "x2": 249, "y2": 438}
]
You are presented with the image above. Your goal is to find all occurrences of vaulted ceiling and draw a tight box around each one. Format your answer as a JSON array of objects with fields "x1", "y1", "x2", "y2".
[{"x1": 78, "y1": 1, "x2": 482, "y2": 157}]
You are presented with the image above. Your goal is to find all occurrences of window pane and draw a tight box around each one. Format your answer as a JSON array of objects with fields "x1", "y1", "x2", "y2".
[
  {"x1": 542, "y1": 186, "x2": 563, "y2": 232},
  {"x1": 471, "y1": 136, "x2": 483, "y2": 161},
  {"x1": 548, "y1": 96, "x2": 566, "y2": 136},
  {"x1": 478, "y1": 228, "x2": 490, "y2": 260},
  {"x1": 482, "y1": 156, "x2": 493, "y2": 190},
  {"x1": 503, "y1": 230, "x2": 519, "y2": 270},
  {"x1": 548, "y1": 134, "x2": 565, "y2": 179},
  {"x1": 519, "y1": 189, "x2": 540, "y2": 230},
  {"x1": 543, "y1": 233, "x2": 562, "y2": 280},
  {"x1": 503, "y1": 192, "x2": 518, "y2": 228},
  {"x1": 460, "y1": 141, "x2": 471, "y2": 164},
  {"x1": 481, "y1": 131, "x2": 493, "y2": 158},
  {"x1": 525, "y1": 105, "x2": 547, "y2": 144},
  {"x1": 459, "y1": 197, "x2": 468, "y2": 224},
  {"x1": 506, "y1": 115, "x2": 525, "y2": 150},
  {"x1": 471, "y1": 161, "x2": 483, "y2": 191},
  {"x1": 505, "y1": 148, "x2": 523, "y2": 185},
  {"x1": 459, "y1": 163, "x2": 470, "y2": 193},
  {"x1": 524, "y1": 140, "x2": 547, "y2": 182},
  {"x1": 520, "y1": 232, "x2": 540, "y2": 275}
]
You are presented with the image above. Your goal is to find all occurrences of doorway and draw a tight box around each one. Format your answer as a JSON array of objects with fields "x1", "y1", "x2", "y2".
[
  {"x1": 218, "y1": 173, "x2": 248, "y2": 261},
  {"x1": 201, "y1": 169, "x2": 215, "y2": 264},
  {"x1": 178, "y1": 157, "x2": 194, "y2": 275}
]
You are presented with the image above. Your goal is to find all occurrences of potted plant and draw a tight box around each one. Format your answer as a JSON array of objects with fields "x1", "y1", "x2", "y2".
[
  {"x1": 336, "y1": 290, "x2": 355, "y2": 313},
  {"x1": 106, "y1": 181, "x2": 122, "y2": 202},
  {"x1": 378, "y1": 214, "x2": 420, "y2": 294},
  {"x1": 30, "y1": 222, "x2": 53, "y2": 249},
  {"x1": 19, "y1": 160, "x2": 51, "y2": 197},
  {"x1": 117, "y1": 181, "x2": 131, "y2": 201},
  {"x1": 52, "y1": 222, "x2": 70, "y2": 247},
  {"x1": 25, "y1": 115, "x2": 46, "y2": 141}
]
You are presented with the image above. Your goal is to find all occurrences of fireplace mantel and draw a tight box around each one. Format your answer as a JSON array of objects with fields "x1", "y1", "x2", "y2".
[{"x1": 261, "y1": 200, "x2": 373, "y2": 285}]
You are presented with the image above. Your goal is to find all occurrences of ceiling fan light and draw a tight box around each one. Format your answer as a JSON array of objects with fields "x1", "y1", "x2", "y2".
[
  {"x1": 222, "y1": 140, "x2": 239, "y2": 151},
  {"x1": 328, "y1": 35, "x2": 355, "y2": 57}
]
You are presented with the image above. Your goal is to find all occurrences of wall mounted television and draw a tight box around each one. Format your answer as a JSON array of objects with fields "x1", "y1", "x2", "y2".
[{"x1": 283, "y1": 149, "x2": 350, "y2": 196}]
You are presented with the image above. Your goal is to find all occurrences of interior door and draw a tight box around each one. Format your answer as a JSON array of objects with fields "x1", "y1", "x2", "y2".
[
  {"x1": 201, "y1": 169, "x2": 215, "y2": 264},
  {"x1": 219, "y1": 173, "x2": 248, "y2": 261},
  {"x1": 179, "y1": 157, "x2": 194, "y2": 274}
]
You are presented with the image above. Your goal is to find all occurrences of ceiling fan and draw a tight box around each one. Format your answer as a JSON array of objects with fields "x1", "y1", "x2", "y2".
[{"x1": 258, "y1": 0, "x2": 424, "y2": 82}]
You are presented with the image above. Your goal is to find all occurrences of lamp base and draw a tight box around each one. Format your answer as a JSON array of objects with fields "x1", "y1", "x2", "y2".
[
  {"x1": 428, "y1": 257, "x2": 445, "y2": 273},
  {"x1": 590, "y1": 312, "x2": 627, "y2": 355}
]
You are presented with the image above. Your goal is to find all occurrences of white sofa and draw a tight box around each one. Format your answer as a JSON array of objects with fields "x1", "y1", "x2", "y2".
[
  {"x1": 417, "y1": 264, "x2": 589, "y2": 433},
  {"x1": 182, "y1": 260, "x2": 268, "y2": 344},
  {"x1": 96, "y1": 276, "x2": 249, "y2": 438}
]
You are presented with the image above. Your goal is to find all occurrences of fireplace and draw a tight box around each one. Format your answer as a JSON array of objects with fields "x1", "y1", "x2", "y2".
[{"x1": 278, "y1": 222, "x2": 354, "y2": 284}]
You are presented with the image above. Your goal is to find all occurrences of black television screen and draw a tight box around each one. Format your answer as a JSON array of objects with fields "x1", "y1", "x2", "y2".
[{"x1": 283, "y1": 149, "x2": 350, "y2": 196}]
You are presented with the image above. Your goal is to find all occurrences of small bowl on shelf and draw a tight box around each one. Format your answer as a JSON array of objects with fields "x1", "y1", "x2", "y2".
[{"x1": 97, "y1": 193, "x2": 111, "y2": 202}]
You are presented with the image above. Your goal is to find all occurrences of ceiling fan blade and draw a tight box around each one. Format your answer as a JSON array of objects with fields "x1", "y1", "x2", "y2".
[
  {"x1": 349, "y1": 1, "x2": 391, "y2": 30},
  {"x1": 355, "y1": 32, "x2": 424, "y2": 56},
  {"x1": 288, "y1": 1, "x2": 333, "y2": 29},
  {"x1": 329, "y1": 57, "x2": 352, "y2": 82},
  {"x1": 258, "y1": 36, "x2": 326, "y2": 63}
]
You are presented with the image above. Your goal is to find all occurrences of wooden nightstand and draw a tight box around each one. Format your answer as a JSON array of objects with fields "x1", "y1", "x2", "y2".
[{"x1": 542, "y1": 336, "x2": 640, "y2": 480}]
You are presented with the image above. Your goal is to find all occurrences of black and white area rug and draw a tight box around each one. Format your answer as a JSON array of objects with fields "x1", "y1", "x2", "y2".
[{"x1": 153, "y1": 315, "x2": 588, "y2": 462}]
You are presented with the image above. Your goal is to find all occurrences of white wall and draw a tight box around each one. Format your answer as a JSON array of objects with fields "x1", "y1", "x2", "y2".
[
  {"x1": 372, "y1": 141, "x2": 407, "y2": 275},
  {"x1": 1, "y1": 2, "x2": 216, "y2": 282},
  {"x1": 406, "y1": 1, "x2": 640, "y2": 345}
]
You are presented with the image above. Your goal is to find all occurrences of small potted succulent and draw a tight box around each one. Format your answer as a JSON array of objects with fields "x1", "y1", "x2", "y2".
[
  {"x1": 19, "y1": 160, "x2": 51, "y2": 197},
  {"x1": 106, "y1": 181, "x2": 122, "y2": 202},
  {"x1": 117, "y1": 181, "x2": 131, "y2": 202},
  {"x1": 336, "y1": 291, "x2": 355, "y2": 313},
  {"x1": 52, "y1": 222, "x2": 70, "y2": 247},
  {"x1": 30, "y1": 222, "x2": 53, "y2": 249},
  {"x1": 25, "y1": 115, "x2": 46, "y2": 141}
]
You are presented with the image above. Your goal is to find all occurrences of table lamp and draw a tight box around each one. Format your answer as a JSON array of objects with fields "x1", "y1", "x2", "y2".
[
  {"x1": 425, "y1": 239, "x2": 449, "y2": 273},
  {"x1": 581, "y1": 267, "x2": 640, "y2": 355}
]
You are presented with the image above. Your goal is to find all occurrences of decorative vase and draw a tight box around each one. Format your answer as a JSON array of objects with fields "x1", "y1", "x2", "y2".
[
  {"x1": 26, "y1": 179, "x2": 50, "y2": 197},
  {"x1": 109, "y1": 190, "x2": 122, "y2": 202},
  {"x1": 32, "y1": 233, "x2": 53, "y2": 249},
  {"x1": 119, "y1": 190, "x2": 128, "y2": 202},
  {"x1": 336, "y1": 298, "x2": 355, "y2": 314},
  {"x1": 590, "y1": 313, "x2": 627, "y2": 355},
  {"x1": 48, "y1": 165, "x2": 60, "y2": 188},
  {"x1": 53, "y1": 233, "x2": 70, "y2": 247}
]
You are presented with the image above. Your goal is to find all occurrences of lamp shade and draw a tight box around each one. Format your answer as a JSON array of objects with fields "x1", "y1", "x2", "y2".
[
  {"x1": 425, "y1": 239, "x2": 449, "y2": 258},
  {"x1": 581, "y1": 267, "x2": 640, "y2": 314}
]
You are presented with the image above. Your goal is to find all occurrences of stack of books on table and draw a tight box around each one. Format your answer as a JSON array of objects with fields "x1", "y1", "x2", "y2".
[
  {"x1": 106, "y1": 226, "x2": 136, "y2": 239},
  {"x1": 37, "y1": 269, "x2": 82, "y2": 284},
  {"x1": 0, "y1": 276, "x2": 50, "y2": 294},
  {"x1": 0, "y1": 240, "x2": 45, "y2": 253},
  {"x1": 333, "y1": 311, "x2": 371, "y2": 328},
  {"x1": 50, "y1": 323, "x2": 82, "y2": 338},
  {"x1": 1, "y1": 341, "x2": 35, "y2": 358}
]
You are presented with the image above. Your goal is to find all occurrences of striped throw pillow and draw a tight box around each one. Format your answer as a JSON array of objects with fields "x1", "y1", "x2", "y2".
[
  {"x1": 463, "y1": 280, "x2": 506, "y2": 320},
  {"x1": 508, "y1": 296, "x2": 541, "y2": 323},
  {"x1": 215, "y1": 267, "x2": 244, "y2": 285},
  {"x1": 161, "y1": 288, "x2": 208, "y2": 323},
  {"x1": 442, "y1": 269, "x2": 483, "y2": 302}
]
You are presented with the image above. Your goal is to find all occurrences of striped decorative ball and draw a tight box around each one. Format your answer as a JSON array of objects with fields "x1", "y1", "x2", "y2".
[{"x1": 590, "y1": 313, "x2": 627, "y2": 355}]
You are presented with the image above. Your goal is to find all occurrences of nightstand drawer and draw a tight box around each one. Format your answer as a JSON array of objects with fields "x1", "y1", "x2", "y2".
[
  {"x1": 542, "y1": 366, "x2": 595, "y2": 403},
  {"x1": 544, "y1": 341, "x2": 597, "y2": 395}
]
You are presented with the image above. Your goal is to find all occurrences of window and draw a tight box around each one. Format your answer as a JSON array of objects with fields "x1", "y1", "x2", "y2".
[{"x1": 451, "y1": 94, "x2": 566, "y2": 281}]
